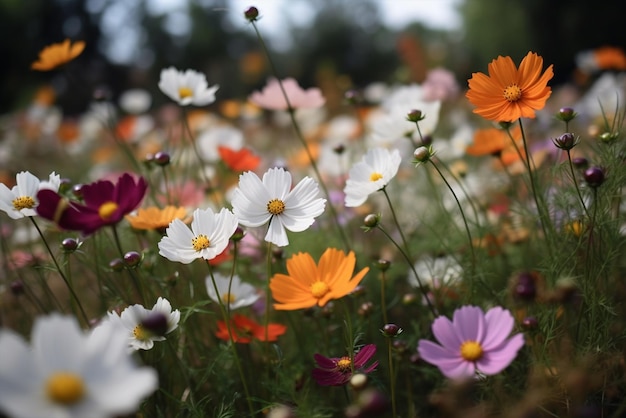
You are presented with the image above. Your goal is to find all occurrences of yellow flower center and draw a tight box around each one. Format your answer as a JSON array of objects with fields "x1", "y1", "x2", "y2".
[
  {"x1": 192, "y1": 234, "x2": 210, "y2": 251},
  {"x1": 178, "y1": 87, "x2": 193, "y2": 99},
  {"x1": 46, "y1": 372, "x2": 85, "y2": 406},
  {"x1": 503, "y1": 84, "x2": 522, "y2": 102},
  {"x1": 133, "y1": 324, "x2": 151, "y2": 341},
  {"x1": 221, "y1": 293, "x2": 236, "y2": 304},
  {"x1": 98, "y1": 201, "x2": 119, "y2": 220},
  {"x1": 12, "y1": 196, "x2": 36, "y2": 210},
  {"x1": 460, "y1": 340, "x2": 484, "y2": 361},
  {"x1": 267, "y1": 199, "x2": 285, "y2": 215},
  {"x1": 336, "y1": 357, "x2": 352, "y2": 372},
  {"x1": 369, "y1": 172, "x2": 383, "y2": 182},
  {"x1": 311, "y1": 281, "x2": 330, "y2": 299}
]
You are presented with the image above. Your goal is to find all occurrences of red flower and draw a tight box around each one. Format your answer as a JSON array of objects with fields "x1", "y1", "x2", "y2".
[
  {"x1": 36, "y1": 173, "x2": 147, "y2": 235},
  {"x1": 215, "y1": 314, "x2": 286, "y2": 343},
  {"x1": 312, "y1": 344, "x2": 378, "y2": 386},
  {"x1": 218, "y1": 146, "x2": 261, "y2": 172}
]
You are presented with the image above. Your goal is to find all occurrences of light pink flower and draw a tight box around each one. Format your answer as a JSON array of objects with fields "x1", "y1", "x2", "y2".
[
  {"x1": 249, "y1": 78, "x2": 325, "y2": 110},
  {"x1": 417, "y1": 305, "x2": 524, "y2": 379}
]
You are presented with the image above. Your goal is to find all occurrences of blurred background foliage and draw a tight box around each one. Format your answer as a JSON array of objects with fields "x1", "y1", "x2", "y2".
[{"x1": 1, "y1": 0, "x2": 625, "y2": 114}]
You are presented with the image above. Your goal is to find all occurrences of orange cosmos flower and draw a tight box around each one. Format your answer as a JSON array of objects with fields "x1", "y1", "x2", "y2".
[
  {"x1": 215, "y1": 314, "x2": 287, "y2": 343},
  {"x1": 466, "y1": 125, "x2": 522, "y2": 157},
  {"x1": 218, "y1": 146, "x2": 261, "y2": 172},
  {"x1": 466, "y1": 52, "x2": 554, "y2": 122},
  {"x1": 270, "y1": 248, "x2": 369, "y2": 310},
  {"x1": 126, "y1": 206, "x2": 188, "y2": 230},
  {"x1": 31, "y1": 39, "x2": 85, "y2": 71}
]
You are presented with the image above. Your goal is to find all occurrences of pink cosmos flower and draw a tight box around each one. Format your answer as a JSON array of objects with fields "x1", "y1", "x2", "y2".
[
  {"x1": 249, "y1": 78, "x2": 325, "y2": 110},
  {"x1": 36, "y1": 173, "x2": 147, "y2": 235},
  {"x1": 417, "y1": 305, "x2": 524, "y2": 379},
  {"x1": 312, "y1": 344, "x2": 378, "y2": 386}
]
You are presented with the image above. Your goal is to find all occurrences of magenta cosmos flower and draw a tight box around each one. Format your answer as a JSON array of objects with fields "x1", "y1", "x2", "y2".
[
  {"x1": 312, "y1": 344, "x2": 378, "y2": 386},
  {"x1": 36, "y1": 173, "x2": 148, "y2": 235},
  {"x1": 417, "y1": 305, "x2": 524, "y2": 379},
  {"x1": 249, "y1": 77, "x2": 325, "y2": 110}
]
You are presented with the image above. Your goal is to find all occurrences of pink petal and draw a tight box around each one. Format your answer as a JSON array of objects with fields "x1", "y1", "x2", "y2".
[
  {"x1": 452, "y1": 305, "x2": 485, "y2": 343},
  {"x1": 353, "y1": 344, "x2": 376, "y2": 367},
  {"x1": 476, "y1": 333, "x2": 525, "y2": 375},
  {"x1": 439, "y1": 359, "x2": 475, "y2": 379},
  {"x1": 431, "y1": 315, "x2": 463, "y2": 350},
  {"x1": 417, "y1": 339, "x2": 459, "y2": 364},
  {"x1": 481, "y1": 306, "x2": 515, "y2": 350},
  {"x1": 313, "y1": 353, "x2": 337, "y2": 369}
]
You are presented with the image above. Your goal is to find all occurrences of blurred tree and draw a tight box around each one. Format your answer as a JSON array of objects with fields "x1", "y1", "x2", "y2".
[{"x1": 459, "y1": 0, "x2": 626, "y2": 85}]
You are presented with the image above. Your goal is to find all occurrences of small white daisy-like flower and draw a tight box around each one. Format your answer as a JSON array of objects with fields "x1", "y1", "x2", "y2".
[
  {"x1": 0, "y1": 313, "x2": 157, "y2": 418},
  {"x1": 231, "y1": 167, "x2": 326, "y2": 247},
  {"x1": 343, "y1": 148, "x2": 402, "y2": 207},
  {"x1": 410, "y1": 254, "x2": 463, "y2": 289},
  {"x1": 107, "y1": 297, "x2": 181, "y2": 351},
  {"x1": 158, "y1": 207, "x2": 238, "y2": 263},
  {"x1": 0, "y1": 171, "x2": 61, "y2": 219},
  {"x1": 158, "y1": 67, "x2": 219, "y2": 106},
  {"x1": 206, "y1": 273, "x2": 260, "y2": 310}
]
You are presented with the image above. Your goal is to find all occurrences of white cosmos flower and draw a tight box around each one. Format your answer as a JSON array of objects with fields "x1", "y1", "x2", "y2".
[
  {"x1": 158, "y1": 207, "x2": 238, "y2": 263},
  {"x1": 231, "y1": 167, "x2": 326, "y2": 247},
  {"x1": 0, "y1": 171, "x2": 61, "y2": 219},
  {"x1": 158, "y1": 67, "x2": 219, "y2": 106},
  {"x1": 0, "y1": 313, "x2": 157, "y2": 418},
  {"x1": 410, "y1": 255, "x2": 463, "y2": 288},
  {"x1": 206, "y1": 273, "x2": 260, "y2": 310},
  {"x1": 344, "y1": 147, "x2": 402, "y2": 207},
  {"x1": 106, "y1": 297, "x2": 180, "y2": 351}
]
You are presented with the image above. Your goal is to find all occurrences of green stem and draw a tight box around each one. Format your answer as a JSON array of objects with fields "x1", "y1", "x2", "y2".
[
  {"x1": 30, "y1": 218, "x2": 89, "y2": 324},
  {"x1": 380, "y1": 269, "x2": 388, "y2": 325},
  {"x1": 566, "y1": 149, "x2": 590, "y2": 219},
  {"x1": 381, "y1": 187, "x2": 411, "y2": 257},
  {"x1": 375, "y1": 224, "x2": 437, "y2": 317},
  {"x1": 387, "y1": 337, "x2": 397, "y2": 418}
]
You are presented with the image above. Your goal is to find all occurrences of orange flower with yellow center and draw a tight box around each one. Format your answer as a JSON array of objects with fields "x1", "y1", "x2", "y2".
[
  {"x1": 466, "y1": 52, "x2": 554, "y2": 122},
  {"x1": 270, "y1": 248, "x2": 369, "y2": 310},
  {"x1": 31, "y1": 39, "x2": 85, "y2": 71},
  {"x1": 126, "y1": 206, "x2": 188, "y2": 230}
]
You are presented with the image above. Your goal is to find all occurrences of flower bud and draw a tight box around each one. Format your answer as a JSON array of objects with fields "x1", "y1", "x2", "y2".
[
  {"x1": 363, "y1": 214, "x2": 380, "y2": 228},
  {"x1": 402, "y1": 293, "x2": 418, "y2": 305},
  {"x1": 552, "y1": 132, "x2": 579, "y2": 150},
  {"x1": 583, "y1": 166, "x2": 605, "y2": 188},
  {"x1": 58, "y1": 178, "x2": 72, "y2": 194},
  {"x1": 406, "y1": 109, "x2": 424, "y2": 122},
  {"x1": 556, "y1": 107, "x2": 577, "y2": 122},
  {"x1": 413, "y1": 146, "x2": 431, "y2": 163},
  {"x1": 380, "y1": 323, "x2": 402, "y2": 337},
  {"x1": 572, "y1": 157, "x2": 588, "y2": 169},
  {"x1": 71, "y1": 184, "x2": 84, "y2": 199},
  {"x1": 230, "y1": 227, "x2": 245, "y2": 242},
  {"x1": 332, "y1": 144, "x2": 345, "y2": 155},
  {"x1": 349, "y1": 373, "x2": 369, "y2": 390},
  {"x1": 599, "y1": 131, "x2": 618, "y2": 143},
  {"x1": 392, "y1": 339, "x2": 409, "y2": 353},
  {"x1": 153, "y1": 151, "x2": 171, "y2": 166},
  {"x1": 358, "y1": 301, "x2": 374, "y2": 317},
  {"x1": 61, "y1": 237, "x2": 79, "y2": 252},
  {"x1": 244, "y1": 6, "x2": 259, "y2": 21},
  {"x1": 123, "y1": 251, "x2": 142, "y2": 267},
  {"x1": 109, "y1": 258, "x2": 125, "y2": 272},
  {"x1": 521, "y1": 316, "x2": 539, "y2": 330},
  {"x1": 376, "y1": 259, "x2": 391, "y2": 271}
]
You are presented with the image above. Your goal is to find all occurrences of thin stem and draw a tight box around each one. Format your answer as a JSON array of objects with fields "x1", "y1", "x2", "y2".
[
  {"x1": 249, "y1": 19, "x2": 350, "y2": 251},
  {"x1": 380, "y1": 269, "x2": 388, "y2": 325},
  {"x1": 30, "y1": 218, "x2": 89, "y2": 324},
  {"x1": 264, "y1": 240, "x2": 273, "y2": 344},
  {"x1": 387, "y1": 337, "x2": 397, "y2": 418},
  {"x1": 111, "y1": 225, "x2": 146, "y2": 304},
  {"x1": 428, "y1": 160, "x2": 476, "y2": 273},
  {"x1": 566, "y1": 149, "x2": 590, "y2": 219},
  {"x1": 381, "y1": 187, "x2": 411, "y2": 257},
  {"x1": 375, "y1": 224, "x2": 437, "y2": 317},
  {"x1": 206, "y1": 263, "x2": 255, "y2": 417}
]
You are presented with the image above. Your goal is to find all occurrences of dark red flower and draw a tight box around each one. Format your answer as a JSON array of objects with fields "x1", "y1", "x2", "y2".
[
  {"x1": 312, "y1": 344, "x2": 378, "y2": 386},
  {"x1": 36, "y1": 173, "x2": 147, "y2": 235}
]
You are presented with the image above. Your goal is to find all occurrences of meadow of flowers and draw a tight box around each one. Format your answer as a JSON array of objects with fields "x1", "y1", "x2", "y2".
[{"x1": 1, "y1": 6, "x2": 626, "y2": 418}]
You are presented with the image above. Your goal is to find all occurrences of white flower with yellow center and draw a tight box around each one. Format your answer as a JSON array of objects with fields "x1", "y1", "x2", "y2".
[
  {"x1": 106, "y1": 297, "x2": 181, "y2": 351},
  {"x1": 0, "y1": 171, "x2": 60, "y2": 219},
  {"x1": 158, "y1": 67, "x2": 219, "y2": 106},
  {"x1": 0, "y1": 313, "x2": 157, "y2": 418},
  {"x1": 231, "y1": 167, "x2": 326, "y2": 247},
  {"x1": 206, "y1": 273, "x2": 260, "y2": 310},
  {"x1": 158, "y1": 207, "x2": 238, "y2": 264},
  {"x1": 344, "y1": 147, "x2": 402, "y2": 207}
]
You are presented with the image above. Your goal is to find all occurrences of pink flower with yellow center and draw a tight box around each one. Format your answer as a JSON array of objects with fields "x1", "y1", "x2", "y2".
[
  {"x1": 417, "y1": 305, "x2": 525, "y2": 379},
  {"x1": 312, "y1": 344, "x2": 378, "y2": 386},
  {"x1": 36, "y1": 173, "x2": 147, "y2": 235}
]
